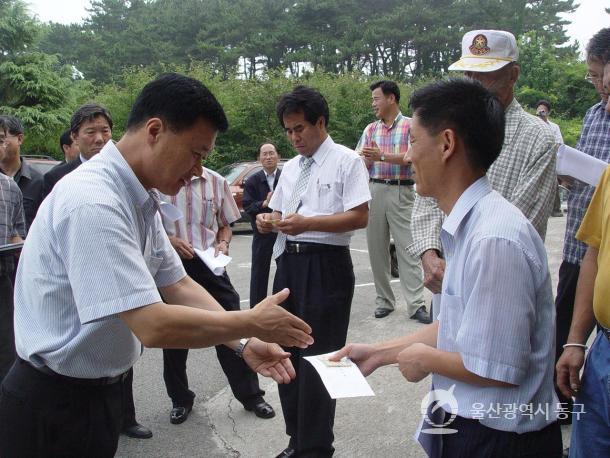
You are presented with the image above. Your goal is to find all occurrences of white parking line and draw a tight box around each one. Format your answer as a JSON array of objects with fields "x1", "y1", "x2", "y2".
[{"x1": 239, "y1": 278, "x2": 399, "y2": 303}]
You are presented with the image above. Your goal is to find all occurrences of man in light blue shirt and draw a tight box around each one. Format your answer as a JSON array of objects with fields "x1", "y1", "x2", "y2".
[
  {"x1": 0, "y1": 73, "x2": 313, "y2": 458},
  {"x1": 333, "y1": 78, "x2": 561, "y2": 457}
]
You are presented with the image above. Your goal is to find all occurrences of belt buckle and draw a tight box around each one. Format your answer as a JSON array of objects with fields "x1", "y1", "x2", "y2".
[
  {"x1": 295, "y1": 243, "x2": 300, "y2": 254},
  {"x1": 384, "y1": 179, "x2": 391, "y2": 185}
]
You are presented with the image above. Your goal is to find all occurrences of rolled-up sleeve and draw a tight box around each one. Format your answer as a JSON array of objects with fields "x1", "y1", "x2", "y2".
[{"x1": 456, "y1": 237, "x2": 538, "y2": 385}]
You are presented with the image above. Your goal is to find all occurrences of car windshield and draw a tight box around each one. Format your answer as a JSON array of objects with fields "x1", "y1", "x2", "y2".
[{"x1": 218, "y1": 164, "x2": 247, "y2": 183}]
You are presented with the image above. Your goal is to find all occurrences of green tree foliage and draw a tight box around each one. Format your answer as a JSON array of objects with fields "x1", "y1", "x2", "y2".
[{"x1": 0, "y1": 0, "x2": 89, "y2": 155}]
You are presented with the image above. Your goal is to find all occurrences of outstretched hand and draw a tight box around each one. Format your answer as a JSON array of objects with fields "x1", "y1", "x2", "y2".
[
  {"x1": 243, "y1": 338, "x2": 296, "y2": 384},
  {"x1": 250, "y1": 288, "x2": 313, "y2": 348}
]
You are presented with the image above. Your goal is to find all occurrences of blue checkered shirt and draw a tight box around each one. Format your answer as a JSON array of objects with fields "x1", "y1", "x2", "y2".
[{"x1": 563, "y1": 103, "x2": 610, "y2": 265}]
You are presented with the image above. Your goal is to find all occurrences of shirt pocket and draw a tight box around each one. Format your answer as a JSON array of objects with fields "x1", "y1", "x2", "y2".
[
  {"x1": 316, "y1": 181, "x2": 344, "y2": 214},
  {"x1": 437, "y1": 293, "x2": 464, "y2": 349},
  {"x1": 146, "y1": 255, "x2": 163, "y2": 278},
  {"x1": 200, "y1": 199, "x2": 217, "y2": 228}
]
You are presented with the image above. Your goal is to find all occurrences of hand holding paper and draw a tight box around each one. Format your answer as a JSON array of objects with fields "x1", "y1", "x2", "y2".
[
  {"x1": 194, "y1": 247, "x2": 231, "y2": 275},
  {"x1": 304, "y1": 351, "x2": 375, "y2": 399}
]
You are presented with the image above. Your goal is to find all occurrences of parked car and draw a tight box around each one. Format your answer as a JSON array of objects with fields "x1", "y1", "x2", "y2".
[
  {"x1": 217, "y1": 160, "x2": 287, "y2": 225},
  {"x1": 22, "y1": 155, "x2": 61, "y2": 175}
]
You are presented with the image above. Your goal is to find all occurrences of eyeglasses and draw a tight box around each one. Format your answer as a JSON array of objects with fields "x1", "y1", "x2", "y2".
[{"x1": 585, "y1": 72, "x2": 602, "y2": 84}]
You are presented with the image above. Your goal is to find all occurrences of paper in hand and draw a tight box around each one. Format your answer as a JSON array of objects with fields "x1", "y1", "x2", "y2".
[
  {"x1": 304, "y1": 351, "x2": 375, "y2": 399},
  {"x1": 556, "y1": 144, "x2": 608, "y2": 187},
  {"x1": 194, "y1": 247, "x2": 231, "y2": 276}
]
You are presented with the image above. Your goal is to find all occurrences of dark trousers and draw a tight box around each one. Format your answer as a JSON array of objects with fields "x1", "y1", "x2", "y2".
[
  {"x1": 163, "y1": 258, "x2": 264, "y2": 408},
  {"x1": 0, "y1": 359, "x2": 124, "y2": 457},
  {"x1": 273, "y1": 247, "x2": 354, "y2": 458},
  {"x1": 249, "y1": 231, "x2": 277, "y2": 307},
  {"x1": 440, "y1": 414, "x2": 562, "y2": 458},
  {"x1": 554, "y1": 260, "x2": 580, "y2": 419},
  {"x1": 0, "y1": 274, "x2": 15, "y2": 383},
  {"x1": 122, "y1": 367, "x2": 138, "y2": 427}
]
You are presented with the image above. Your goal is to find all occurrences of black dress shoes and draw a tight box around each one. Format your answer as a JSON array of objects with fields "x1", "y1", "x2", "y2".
[
  {"x1": 245, "y1": 400, "x2": 275, "y2": 419},
  {"x1": 122, "y1": 422, "x2": 153, "y2": 439},
  {"x1": 170, "y1": 404, "x2": 193, "y2": 424},
  {"x1": 275, "y1": 447, "x2": 296, "y2": 458},
  {"x1": 374, "y1": 307, "x2": 394, "y2": 318},
  {"x1": 410, "y1": 306, "x2": 432, "y2": 324}
]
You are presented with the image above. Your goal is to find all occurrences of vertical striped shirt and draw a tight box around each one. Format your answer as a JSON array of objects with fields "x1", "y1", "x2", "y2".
[
  {"x1": 159, "y1": 168, "x2": 241, "y2": 251},
  {"x1": 269, "y1": 135, "x2": 371, "y2": 246},
  {"x1": 0, "y1": 173, "x2": 26, "y2": 275},
  {"x1": 435, "y1": 177, "x2": 557, "y2": 433},
  {"x1": 563, "y1": 102, "x2": 610, "y2": 265},
  {"x1": 13, "y1": 141, "x2": 185, "y2": 378},
  {"x1": 356, "y1": 113, "x2": 412, "y2": 180},
  {"x1": 409, "y1": 99, "x2": 557, "y2": 257}
]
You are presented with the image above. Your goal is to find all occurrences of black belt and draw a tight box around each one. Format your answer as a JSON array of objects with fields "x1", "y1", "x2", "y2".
[
  {"x1": 20, "y1": 358, "x2": 128, "y2": 386},
  {"x1": 285, "y1": 241, "x2": 348, "y2": 255},
  {"x1": 370, "y1": 178, "x2": 414, "y2": 186}
]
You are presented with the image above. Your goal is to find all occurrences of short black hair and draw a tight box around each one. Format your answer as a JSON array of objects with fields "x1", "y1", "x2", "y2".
[
  {"x1": 126, "y1": 73, "x2": 228, "y2": 133},
  {"x1": 0, "y1": 115, "x2": 24, "y2": 136},
  {"x1": 256, "y1": 141, "x2": 278, "y2": 157},
  {"x1": 370, "y1": 80, "x2": 400, "y2": 103},
  {"x1": 535, "y1": 100, "x2": 551, "y2": 111},
  {"x1": 276, "y1": 85, "x2": 329, "y2": 128},
  {"x1": 0, "y1": 117, "x2": 7, "y2": 136},
  {"x1": 409, "y1": 78, "x2": 505, "y2": 172},
  {"x1": 586, "y1": 28, "x2": 610, "y2": 61},
  {"x1": 59, "y1": 129, "x2": 73, "y2": 150},
  {"x1": 70, "y1": 103, "x2": 113, "y2": 135}
]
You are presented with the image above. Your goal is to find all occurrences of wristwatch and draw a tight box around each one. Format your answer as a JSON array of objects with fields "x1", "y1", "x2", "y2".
[
  {"x1": 235, "y1": 338, "x2": 251, "y2": 358},
  {"x1": 380, "y1": 154, "x2": 385, "y2": 162}
]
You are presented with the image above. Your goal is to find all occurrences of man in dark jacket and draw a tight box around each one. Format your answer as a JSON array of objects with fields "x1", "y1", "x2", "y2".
[
  {"x1": 42, "y1": 104, "x2": 113, "y2": 198},
  {"x1": 242, "y1": 142, "x2": 281, "y2": 307},
  {"x1": 0, "y1": 115, "x2": 43, "y2": 231}
]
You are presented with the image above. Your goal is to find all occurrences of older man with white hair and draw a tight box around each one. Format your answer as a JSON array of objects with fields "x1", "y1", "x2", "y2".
[{"x1": 409, "y1": 29, "x2": 557, "y2": 299}]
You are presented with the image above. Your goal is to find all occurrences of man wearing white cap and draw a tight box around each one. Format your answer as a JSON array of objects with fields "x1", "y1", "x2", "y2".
[{"x1": 408, "y1": 29, "x2": 556, "y2": 298}]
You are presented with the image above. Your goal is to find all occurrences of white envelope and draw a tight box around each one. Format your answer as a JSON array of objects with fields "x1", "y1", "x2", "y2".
[
  {"x1": 194, "y1": 247, "x2": 231, "y2": 276},
  {"x1": 304, "y1": 351, "x2": 375, "y2": 399},
  {"x1": 556, "y1": 144, "x2": 608, "y2": 187}
]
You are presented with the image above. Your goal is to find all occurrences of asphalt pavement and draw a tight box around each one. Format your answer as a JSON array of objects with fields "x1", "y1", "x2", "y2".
[{"x1": 117, "y1": 215, "x2": 570, "y2": 457}]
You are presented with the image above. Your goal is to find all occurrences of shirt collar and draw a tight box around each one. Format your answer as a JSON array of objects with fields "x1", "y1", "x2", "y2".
[
  {"x1": 265, "y1": 169, "x2": 277, "y2": 178},
  {"x1": 309, "y1": 135, "x2": 334, "y2": 166},
  {"x1": 101, "y1": 141, "x2": 152, "y2": 211},
  {"x1": 442, "y1": 176, "x2": 492, "y2": 236},
  {"x1": 14, "y1": 157, "x2": 32, "y2": 182},
  {"x1": 378, "y1": 112, "x2": 404, "y2": 131},
  {"x1": 503, "y1": 98, "x2": 521, "y2": 145}
]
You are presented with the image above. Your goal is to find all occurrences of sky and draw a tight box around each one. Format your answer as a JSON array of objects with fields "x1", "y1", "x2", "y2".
[{"x1": 25, "y1": 0, "x2": 609, "y2": 55}]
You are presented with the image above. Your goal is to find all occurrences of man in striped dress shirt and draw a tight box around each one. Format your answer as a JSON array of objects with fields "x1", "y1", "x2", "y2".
[
  {"x1": 334, "y1": 79, "x2": 561, "y2": 457},
  {"x1": 159, "y1": 167, "x2": 275, "y2": 425},
  {"x1": 357, "y1": 80, "x2": 429, "y2": 323},
  {"x1": 0, "y1": 73, "x2": 313, "y2": 457}
]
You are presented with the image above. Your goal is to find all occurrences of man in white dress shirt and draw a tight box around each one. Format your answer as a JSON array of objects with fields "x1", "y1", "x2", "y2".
[{"x1": 257, "y1": 85, "x2": 371, "y2": 458}]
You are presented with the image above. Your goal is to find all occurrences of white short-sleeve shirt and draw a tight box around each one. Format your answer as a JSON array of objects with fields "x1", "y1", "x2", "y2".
[{"x1": 269, "y1": 136, "x2": 371, "y2": 246}]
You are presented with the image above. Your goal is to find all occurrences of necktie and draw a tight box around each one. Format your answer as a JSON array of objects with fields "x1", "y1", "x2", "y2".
[{"x1": 272, "y1": 156, "x2": 314, "y2": 259}]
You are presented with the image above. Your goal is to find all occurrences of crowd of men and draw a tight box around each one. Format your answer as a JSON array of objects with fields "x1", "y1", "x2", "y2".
[{"x1": 0, "y1": 25, "x2": 608, "y2": 458}]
